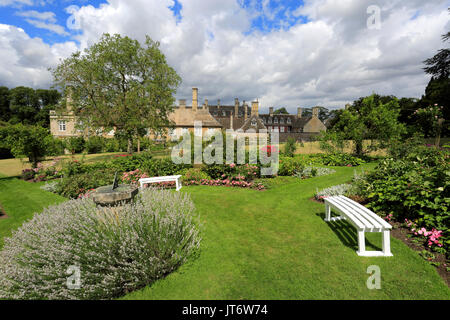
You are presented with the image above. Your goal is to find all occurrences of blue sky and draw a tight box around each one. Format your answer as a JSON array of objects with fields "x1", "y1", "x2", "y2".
[
  {"x1": 0, "y1": 0, "x2": 108, "y2": 44},
  {"x1": 0, "y1": 0, "x2": 309, "y2": 45}
]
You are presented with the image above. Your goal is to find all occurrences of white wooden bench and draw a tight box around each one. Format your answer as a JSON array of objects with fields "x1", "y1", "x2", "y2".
[
  {"x1": 324, "y1": 195, "x2": 393, "y2": 257},
  {"x1": 139, "y1": 175, "x2": 182, "y2": 191}
]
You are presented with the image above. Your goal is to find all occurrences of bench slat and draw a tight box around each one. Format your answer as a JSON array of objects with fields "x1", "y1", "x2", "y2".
[
  {"x1": 332, "y1": 196, "x2": 384, "y2": 230},
  {"x1": 336, "y1": 196, "x2": 392, "y2": 230},
  {"x1": 325, "y1": 197, "x2": 367, "y2": 230}
]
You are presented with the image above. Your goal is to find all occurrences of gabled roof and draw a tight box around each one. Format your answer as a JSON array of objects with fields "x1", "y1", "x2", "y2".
[{"x1": 170, "y1": 106, "x2": 222, "y2": 128}]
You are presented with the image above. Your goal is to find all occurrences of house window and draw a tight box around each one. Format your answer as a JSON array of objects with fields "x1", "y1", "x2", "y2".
[
  {"x1": 251, "y1": 119, "x2": 257, "y2": 127},
  {"x1": 287, "y1": 127, "x2": 291, "y2": 133},
  {"x1": 58, "y1": 120, "x2": 66, "y2": 132},
  {"x1": 280, "y1": 118, "x2": 285, "y2": 124},
  {"x1": 287, "y1": 118, "x2": 291, "y2": 124},
  {"x1": 280, "y1": 126, "x2": 285, "y2": 133},
  {"x1": 268, "y1": 118, "x2": 272, "y2": 124},
  {"x1": 274, "y1": 118, "x2": 278, "y2": 124},
  {"x1": 274, "y1": 126, "x2": 279, "y2": 132}
]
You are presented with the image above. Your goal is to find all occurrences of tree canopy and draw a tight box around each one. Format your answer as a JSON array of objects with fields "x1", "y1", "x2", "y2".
[
  {"x1": 320, "y1": 94, "x2": 406, "y2": 156},
  {"x1": 52, "y1": 33, "x2": 181, "y2": 153}
]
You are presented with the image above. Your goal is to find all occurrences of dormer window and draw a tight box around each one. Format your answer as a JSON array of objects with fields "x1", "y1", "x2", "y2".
[
  {"x1": 287, "y1": 118, "x2": 291, "y2": 124},
  {"x1": 268, "y1": 118, "x2": 272, "y2": 124},
  {"x1": 280, "y1": 118, "x2": 285, "y2": 124},
  {"x1": 251, "y1": 119, "x2": 257, "y2": 127},
  {"x1": 274, "y1": 118, "x2": 278, "y2": 124}
]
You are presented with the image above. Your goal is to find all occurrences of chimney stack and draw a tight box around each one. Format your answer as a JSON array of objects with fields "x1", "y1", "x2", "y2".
[
  {"x1": 192, "y1": 88, "x2": 198, "y2": 112},
  {"x1": 179, "y1": 99, "x2": 186, "y2": 109},
  {"x1": 244, "y1": 102, "x2": 248, "y2": 120},
  {"x1": 251, "y1": 100, "x2": 259, "y2": 116},
  {"x1": 269, "y1": 107, "x2": 274, "y2": 117},
  {"x1": 234, "y1": 98, "x2": 239, "y2": 116},
  {"x1": 312, "y1": 106, "x2": 319, "y2": 118},
  {"x1": 204, "y1": 98, "x2": 209, "y2": 111},
  {"x1": 217, "y1": 99, "x2": 221, "y2": 109},
  {"x1": 297, "y1": 107, "x2": 302, "y2": 119}
]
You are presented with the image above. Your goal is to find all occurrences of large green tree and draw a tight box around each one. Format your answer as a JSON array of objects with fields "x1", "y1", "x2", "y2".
[
  {"x1": 320, "y1": 94, "x2": 406, "y2": 156},
  {"x1": 0, "y1": 86, "x2": 10, "y2": 121},
  {"x1": 52, "y1": 33, "x2": 181, "y2": 153},
  {"x1": 8, "y1": 86, "x2": 40, "y2": 125}
]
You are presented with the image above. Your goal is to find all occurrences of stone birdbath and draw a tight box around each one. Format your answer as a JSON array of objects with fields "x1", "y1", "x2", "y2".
[{"x1": 92, "y1": 172, "x2": 139, "y2": 207}]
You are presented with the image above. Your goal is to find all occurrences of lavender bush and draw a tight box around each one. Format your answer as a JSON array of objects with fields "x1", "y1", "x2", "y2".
[
  {"x1": 315, "y1": 184, "x2": 355, "y2": 200},
  {"x1": 295, "y1": 166, "x2": 336, "y2": 179},
  {"x1": 0, "y1": 188, "x2": 201, "y2": 300}
]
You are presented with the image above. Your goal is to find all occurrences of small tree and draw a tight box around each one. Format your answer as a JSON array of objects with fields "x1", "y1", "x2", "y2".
[
  {"x1": 320, "y1": 94, "x2": 406, "y2": 157},
  {"x1": 0, "y1": 124, "x2": 56, "y2": 167},
  {"x1": 284, "y1": 137, "x2": 297, "y2": 157},
  {"x1": 52, "y1": 33, "x2": 181, "y2": 154}
]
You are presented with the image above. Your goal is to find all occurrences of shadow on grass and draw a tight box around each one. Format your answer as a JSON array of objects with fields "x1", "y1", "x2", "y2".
[{"x1": 315, "y1": 212, "x2": 381, "y2": 251}]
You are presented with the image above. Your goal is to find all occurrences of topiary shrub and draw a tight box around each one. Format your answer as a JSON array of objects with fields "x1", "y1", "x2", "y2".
[{"x1": 0, "y1": 188, "x2": 201, "y2": 300}]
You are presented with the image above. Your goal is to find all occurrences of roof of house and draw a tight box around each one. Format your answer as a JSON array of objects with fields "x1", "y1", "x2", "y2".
[{"x1": 170, "y1": 106, "x2": 223, "y2": 128}]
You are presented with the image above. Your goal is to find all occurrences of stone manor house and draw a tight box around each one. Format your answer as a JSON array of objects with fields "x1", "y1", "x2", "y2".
[{"x1": 50, "y1": 88, "x2": 326, "y2": 142}]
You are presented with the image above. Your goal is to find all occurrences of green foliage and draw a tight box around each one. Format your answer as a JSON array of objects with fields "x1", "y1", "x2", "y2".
[
  {"x1": 322, "y1": 94, "x2": 406, "y2": 156},
  {"x1": 181, "y1": 168, "x2": 211, "y2": 183},
  {"x1": 0, "y1": 189, "x2": 200, "y2": 299},
  {"x1": 64, "y1": 136, "x2": 85, "y2": 154},
  {"x1": 56, "y1": 168, "x2": 117, "y2": 198},
  {"x1": 84, "y1": 136, "x2": 106, "y2": 154},
  {"x1": 359, "y1": 146, "x2": 449, "y2": 256},
  {"x1": 284, "y1": 137, "x2": 297, "y2": 157},
  {"x1": 0, "y1": 124, "x2": 57, "y2": 167},
  {"x1": 52, "y1": 33, "x2": 181, "y2": 153},
  {"x1": 278, "y1": 157, "x2": 304, "y2": 176}
]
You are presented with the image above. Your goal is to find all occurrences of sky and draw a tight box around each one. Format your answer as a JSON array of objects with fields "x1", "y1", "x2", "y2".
[{"x1": 0, "y1": 0, "x2": 449, "y2": 113}]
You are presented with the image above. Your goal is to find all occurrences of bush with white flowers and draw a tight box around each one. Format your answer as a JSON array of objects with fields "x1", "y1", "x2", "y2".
[{"x1": 0, "y1": 188, "x2": 201, "y2": 300}]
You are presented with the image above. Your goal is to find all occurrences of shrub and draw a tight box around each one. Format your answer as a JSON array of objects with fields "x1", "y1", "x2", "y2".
[
  {"x1": 278, "y1": 157, "x2": 304, "y2": 176},
  {"x1": 56, "y1": 169, "x2": 116, "y2": 198},
  {"x1": 85, "y1": 136, "x2": 105, "y2": 154},
  {"x1": 284, "y1": 138, "x2": 297, "y2": 157},
  {"x1": 104, "y1": 138, "x2": 121, "y2": 152},
  {"x1": 295, "y1": 166, "x2": 336, "y2": 179},
  {"x1": 0, "y1": 188, "x2": 201, "y2": 299},
  {"x1": 315, "y1": 184, "x2": 355, "y2": 201},
  {"x1": 65, "y1": 137, "x2": 85, "y2": 154},
  {"x1": 182, "y1": 168, "x2": 211, "y2": 183},
  {"x1": 359, "y1": 146, "x2": 449, "y2": 256},
  {"x1": 40, "y1": 181, "x2": 60, "y2": 193}
]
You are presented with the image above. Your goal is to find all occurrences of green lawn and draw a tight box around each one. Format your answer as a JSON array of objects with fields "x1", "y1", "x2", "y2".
[{"x1": 0, "y1": 165, "x2": 449, "y2": 299}]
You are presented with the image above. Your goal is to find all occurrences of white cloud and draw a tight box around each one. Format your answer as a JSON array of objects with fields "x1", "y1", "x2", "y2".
[
  {"x1": 0, "y1": 24, "x2": 76, "y2": 88},
  {"x1": 0, "y1": 0, "x2": 33, "y2": 6},
  {"x1": 0, "y1": 0, "x2": 448, "y2": 112},
  {"x1": 25, "y1": 18, "x2": 69, "y2": 35},
  {"x1": 16, "y1": 10, "x2": 57, "y2": 23}
]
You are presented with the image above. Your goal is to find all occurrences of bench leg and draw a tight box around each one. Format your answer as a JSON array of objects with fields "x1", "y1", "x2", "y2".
[
  {"x1": 324, "y1": 203, "x2": 331, "y2": 222},
  {"x1": 357, "y1": 230, "x2": 366, "y2": 256},
  {"x1": 382, "y1": 230, "x2": 393, "y2": 257}
]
